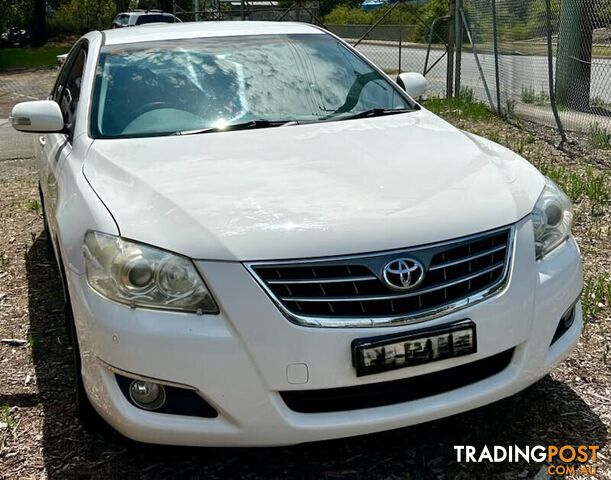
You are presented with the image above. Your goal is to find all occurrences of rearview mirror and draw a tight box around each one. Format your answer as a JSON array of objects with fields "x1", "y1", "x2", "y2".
[
  {"x1": 9, "y1": 100, "x2": 64, "y2": 133},
  {"x1": 396, "y1": 72, "x2": 427, "y2": 99}
]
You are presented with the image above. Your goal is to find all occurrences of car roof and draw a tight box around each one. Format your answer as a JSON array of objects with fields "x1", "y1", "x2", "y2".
[{"x1": 102, "y1": 21, "x2": 323, "y2": 46}]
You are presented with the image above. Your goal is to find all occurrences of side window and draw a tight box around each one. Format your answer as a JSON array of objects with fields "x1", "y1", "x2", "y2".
[
  {"x1": 50, "y1": 46, "x2": 77, "y2": 102},
  {"x1": 53, "y1": 47, "x2": 87, "y2": 138}
]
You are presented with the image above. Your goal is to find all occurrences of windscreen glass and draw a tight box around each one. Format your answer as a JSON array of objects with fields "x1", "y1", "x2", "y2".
[{"x1": 91, "y1": 34, "x2": 413, "y2": 138}]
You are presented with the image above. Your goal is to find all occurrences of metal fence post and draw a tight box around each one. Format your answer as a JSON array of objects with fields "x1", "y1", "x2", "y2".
[
  {"x1": 454, "y1": 0, "x2": 463, "y2": 97},
  {"x1": 544, "y1": 0, "x2": 568, "y2": 145},
  {"x1": 491, "y1": 0, "x2": 502, "y2": 115},
  {"x1": 398, "y1": 26, "x2": 403, "y2": 73},
  {"x1": 447, "y1": 0, "x2": 455, "y2": 98}
]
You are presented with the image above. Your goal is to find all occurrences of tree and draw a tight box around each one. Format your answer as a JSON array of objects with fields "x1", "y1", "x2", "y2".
[
  {"x1": 30, "y1": 0, "x2": 47, "y2": 46},
  {"x1": 556, "y1": 0, "x2": 595, "y2": 111},
  {"x1": 0, "y1": 0, "x2": 32, "y2": 32},
  {"x1": 48, "y1": 0, "x2": 116, "y2": 35},
  {"x1": 115, "y1": 0, "x2": 131, "y2": 12}
]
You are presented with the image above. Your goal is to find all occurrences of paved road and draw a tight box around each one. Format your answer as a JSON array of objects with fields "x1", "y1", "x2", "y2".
[
  {"x1": 356, "y1": 43, "x2": 611, "y2": 106},
  {"x1": 0, "y1": 119, "x2": 34, "y2": 160},
  {"x1": 0, "y1": 69, "x2": 56, "y2": 180},
  {"x1": 0, "y1": 67, "x2": 56, "y2": 117},
  {"x1": 0, "y1": 69, "x2": 57, "y2": 174},
  {"x1": 0, "y1": 118, "x2": 38, "y2": 181}
]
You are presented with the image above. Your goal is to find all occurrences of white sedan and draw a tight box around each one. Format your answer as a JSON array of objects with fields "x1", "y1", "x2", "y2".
[{"x1": 10, "y1": 21, "x2": 582, "y2": 447}]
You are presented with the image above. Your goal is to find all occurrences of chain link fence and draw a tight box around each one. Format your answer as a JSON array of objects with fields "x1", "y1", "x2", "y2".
[
  {"x1": 326, "y1": 24, "x2": 449, "y2": 97},
  {"x1": 321, "y1": 0, "x2": 610, "y2": 143},
  {"x1": 459, "y1": 0, "x2": 611, "y2": 140}
]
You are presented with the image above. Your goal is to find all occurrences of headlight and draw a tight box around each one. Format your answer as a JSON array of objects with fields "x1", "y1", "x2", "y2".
[
  {"x1": 531, "y1": 178, "x2": 573, "y2": 260},
  {"x1": 83, "y1": 231, "x2": 218, "y2": 314}
]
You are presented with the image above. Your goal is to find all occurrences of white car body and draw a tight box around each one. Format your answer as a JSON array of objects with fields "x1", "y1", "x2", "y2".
[{"x1": 13, "y1": 22, "x2": 582, "y2": 446}]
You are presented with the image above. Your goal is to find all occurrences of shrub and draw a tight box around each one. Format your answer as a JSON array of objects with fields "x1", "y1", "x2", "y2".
[
  {"x1": 521, "y1": 87, "x2": 536, "y2": 104},
  {"x1": 520, "y1": 87, "x2": 550, "y2": 106},
  {"x1": 324, "y1": 5, "x2": 376, "y2": 25},
  {"x1": 323, "y1": 0, "x2": 447, "y2": 43},
  {"x1": 0, "y1": 0, "x2": 31, "y2": 32},
  {"x1": 48, "y1": 0, "x2": 116, "y2": 36}
]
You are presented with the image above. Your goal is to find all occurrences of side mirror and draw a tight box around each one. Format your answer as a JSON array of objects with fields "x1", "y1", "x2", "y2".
[
  {"x1": 9, "y1": 100, "x2": 64, "y2": 133},
  {"x1": 396, "y1": 72, "x2": 427, "y2": 99},
  {"x1": 57, "y1": 53, "x2": 68, "y2": 66}
]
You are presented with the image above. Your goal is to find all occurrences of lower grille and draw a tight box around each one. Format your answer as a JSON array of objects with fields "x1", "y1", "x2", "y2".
[
  {"x1": 280, "y1": 348, "x2": 514, "y2": 413},
  {"x1": 247, "y1": 226, "x2": 514, "y2": 327}
]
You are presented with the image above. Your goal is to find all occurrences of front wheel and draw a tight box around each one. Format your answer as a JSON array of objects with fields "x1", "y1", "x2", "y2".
[
  {"x1": 39, "y1": 183, "x2": 103, "y2": 430},
  {"x1": 64, "y1": 303, "x2": 102, "y2": 429},
  {"x1": 38, "y1": 183, "x2": 53, "y2": 254}
]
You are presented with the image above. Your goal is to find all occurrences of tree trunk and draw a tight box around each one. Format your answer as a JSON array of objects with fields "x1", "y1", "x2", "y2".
[
  {"x1": 30, "y1": 0, "x2": 46, "y2": 47},
  {"x1": 116, "y1": 0, "x2": 131, "y2": 14},
  {"x1": 556, "y1": 0, "x2": 595, "y2": 111}
]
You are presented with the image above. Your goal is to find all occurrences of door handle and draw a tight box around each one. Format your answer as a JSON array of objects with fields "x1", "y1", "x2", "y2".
[{"x1": 38, "y1": 136, "x2": 46, "y2": 147}]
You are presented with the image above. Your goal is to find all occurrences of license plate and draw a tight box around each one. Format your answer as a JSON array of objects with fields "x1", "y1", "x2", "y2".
[{"x1": 352, "y1": 321, "x2": 477, "y2": 377}]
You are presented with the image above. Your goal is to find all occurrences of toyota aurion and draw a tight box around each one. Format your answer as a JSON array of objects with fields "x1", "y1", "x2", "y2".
[{"x1": 9, "y1": 22, "x2": 582, "y2": 446}]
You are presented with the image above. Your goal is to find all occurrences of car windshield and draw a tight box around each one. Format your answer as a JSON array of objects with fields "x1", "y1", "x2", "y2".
[
  {"x1": 135, "y1": 15, "x2": 175, "y2": 25},
  {"x1": 90, "y1": 33, "x2": 414, "y2": 138}
]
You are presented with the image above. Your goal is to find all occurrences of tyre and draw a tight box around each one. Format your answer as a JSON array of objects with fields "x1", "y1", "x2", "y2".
[
  {"x1": 64, "y1": 302, "x2": 103, "y2": 430},
  {"x1": 38, "y1": 183, "x2": 54, "y2": 254},
  {"x1": 40, "y1": 182, "x2": 103, "y2": 430}
]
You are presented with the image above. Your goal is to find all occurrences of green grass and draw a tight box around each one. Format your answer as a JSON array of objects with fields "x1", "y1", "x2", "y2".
[
  {"x1": 0, "y1": 46, "x2": 67, "y2": 71},
  {"x1": 591, "y1": 96, "x2": 611, "y2": 110},
  {"x1": 0, "y1": 404, "x2": 13, "y2": 429},
  {"x1": 423, "y1": 89, "x2": 492, "y2": 122},
  {"x1": 588, "y1": 122, "x2": 611, "y2": 150},
  {"x1": 520, "y1": 87, "x2": 550, "y2": 106},
  {"x1": 582, "y1": 274, "x2": 611, "y2": 323},
  {"x1": 540, "y1": 164, "x2": 610, "y2": 212},
  {"x1": 25, "y1": 199, "x2": 41, "y2": 214},
  {"x1": 27, "y1": 334, "x2": 41, "y2": 350},
  {"x1": 505, "y1": 98, "x2": 516, "y2": 117}
]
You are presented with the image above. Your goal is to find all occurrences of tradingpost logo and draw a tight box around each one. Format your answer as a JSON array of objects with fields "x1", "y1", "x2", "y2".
[{"x1": 454, "y1": 445, "x2": 599, "y2": 476}]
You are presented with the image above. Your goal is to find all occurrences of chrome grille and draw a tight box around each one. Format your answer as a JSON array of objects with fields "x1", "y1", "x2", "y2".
[{"x1": 247, "y1": 226, "x2": 514, "y2": 327}]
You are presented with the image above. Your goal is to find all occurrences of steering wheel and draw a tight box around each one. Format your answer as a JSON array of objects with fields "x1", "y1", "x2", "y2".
[{"x1": 131, "y1": 101, "x2": 175, "y2": 119}]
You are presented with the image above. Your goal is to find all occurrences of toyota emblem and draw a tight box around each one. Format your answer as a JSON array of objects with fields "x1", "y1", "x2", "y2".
[{"x1": 382, "y1": 258, "x2": 425, "y2": 291}]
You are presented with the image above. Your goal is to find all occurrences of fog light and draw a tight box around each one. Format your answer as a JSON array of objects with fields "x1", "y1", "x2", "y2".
[
  {"x1": 550, "y1": 305, "x2": 577, "y2": 346},
  {"x1": 129, "y1": 380, "x2": 166, "y2": 410},
  {"x1": 563, "y1": 308, "x2": 575, "y2": 329}
]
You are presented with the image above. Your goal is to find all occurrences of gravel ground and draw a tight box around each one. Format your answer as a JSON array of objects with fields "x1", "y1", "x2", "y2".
[{"x1": 0, "y1": 69, "x2": 609, "y2": 479}]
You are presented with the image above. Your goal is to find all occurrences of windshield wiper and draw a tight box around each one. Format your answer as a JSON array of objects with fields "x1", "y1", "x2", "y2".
[
  {"x1": 330, "y1": 108, "x2": 412, "y2": 121},
  {"x1": 174, "y1": 119, "x2": 297, "y2": 136}
]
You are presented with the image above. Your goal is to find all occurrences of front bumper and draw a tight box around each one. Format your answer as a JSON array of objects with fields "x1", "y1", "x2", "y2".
[{"x1": 66, "y1": 218, "x2": 583, "y2": 446}]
